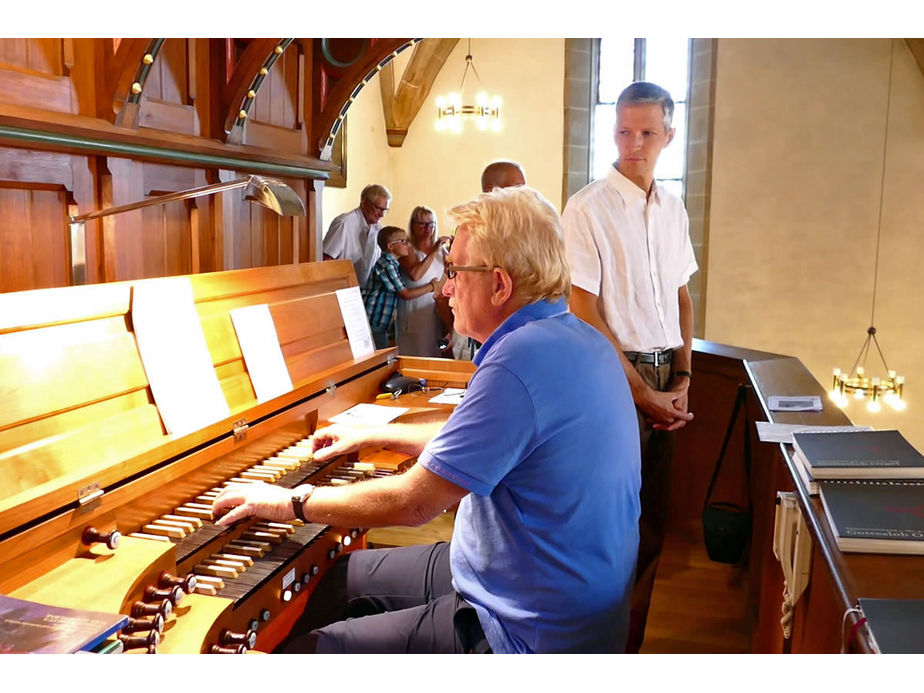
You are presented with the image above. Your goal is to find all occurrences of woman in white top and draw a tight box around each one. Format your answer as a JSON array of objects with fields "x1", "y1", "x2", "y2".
[{"x1": 397, "y1": 205, "x2": 452, "y2": 356}]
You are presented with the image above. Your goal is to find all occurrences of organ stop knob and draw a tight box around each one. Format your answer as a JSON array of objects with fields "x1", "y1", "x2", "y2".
[
  {"x1": 144, "y1": 585, "x2": 184, "y2": 606},
  {"x1": 210, "y1": 644, "x2": 248, "y2": 654},
  {"x1": 131, "y1": 599, "x2": 172, "y2": 619},
  {"x1": 82, "y1": 526, "x2": 121, "y2": 550},
  {"x1": 221, "y1": 628, "x2": 258, "y2": 649},
  {"x1": 158, "y1": 571, "x2": 197, "y2": 593},
  {"x1": 123, "y1": 615, "x2": 165, "y2": 634},
  {"x1": 120, "y1": 630, "x2": 160, "y2": 652}
]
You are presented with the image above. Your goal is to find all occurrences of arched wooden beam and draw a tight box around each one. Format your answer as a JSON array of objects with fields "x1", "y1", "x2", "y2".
[
  {"x1": 906, "y1": 38, "x2": 924, "y2": 80},
  {"x1": 310, "y1": 37, "x2": 414, "y2": 159},
  {"x1": 220, "y1": 38, "x2": 292, "y2": 139},
  {"x1": 107, "y1": 38, "x2": 158, "y2": 124},
  {"x1": 379, "y1": 38, "x2": 458, "y2": 147}
]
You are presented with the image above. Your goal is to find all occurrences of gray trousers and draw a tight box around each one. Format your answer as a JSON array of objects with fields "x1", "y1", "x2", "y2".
[{"x1": 277, "y1": 542, "x2": 488, "y2": 654}]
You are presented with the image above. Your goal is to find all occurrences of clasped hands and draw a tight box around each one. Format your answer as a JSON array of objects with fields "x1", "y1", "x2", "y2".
[{"x1": 641, "y1": 381, "x2": 694, "y2": 432}]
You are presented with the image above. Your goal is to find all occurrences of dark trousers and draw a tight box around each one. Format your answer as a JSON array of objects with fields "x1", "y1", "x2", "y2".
[
  {"x1": 625, "y1": 360, "x2": 676, "y2": 654},
  {"x1": 277, "y1": 542, "x2": 488, "y2": 654},
  {"x1": 371, "y1": 323, "x2": 390, "y2": 350}
]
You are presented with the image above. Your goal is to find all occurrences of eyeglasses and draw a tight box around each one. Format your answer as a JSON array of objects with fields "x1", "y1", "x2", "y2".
[
  {"x1": 366, "y1": 200, "x2": 389, "y2": 214},
  {"x1": 388, "y1": 239, "x2": 409, "y2": 246},
  {"x1": 413, "y1": 220, "x2": 436, "y2": 228},
  {"x1": 445, "y1": 263, "x2": 498, "y2": 279}
]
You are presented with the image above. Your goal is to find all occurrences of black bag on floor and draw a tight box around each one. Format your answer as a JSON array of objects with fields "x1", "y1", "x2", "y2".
[{"x1": 702, "y1": 384, "x2": 752, "y2": 564}]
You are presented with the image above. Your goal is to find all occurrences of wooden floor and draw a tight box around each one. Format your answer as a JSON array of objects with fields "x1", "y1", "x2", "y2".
[
  {"x1": 368, "y1": 518, "x2": 752, "y2": 653},
  {"x1": 640, "y1": 528, "x2": 751, "y2": 653}
]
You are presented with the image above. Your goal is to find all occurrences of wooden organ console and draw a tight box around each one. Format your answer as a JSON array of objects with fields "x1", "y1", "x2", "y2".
[{"x1": 0, "y1": 260, "x2": 474, "y2": 654}]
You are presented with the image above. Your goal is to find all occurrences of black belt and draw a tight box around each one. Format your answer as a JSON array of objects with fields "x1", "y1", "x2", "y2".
[{"x1": 624, "y1": 349, "x2": 673, "y2": 367}]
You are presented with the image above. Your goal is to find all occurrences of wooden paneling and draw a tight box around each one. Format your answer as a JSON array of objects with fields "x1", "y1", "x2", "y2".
[
  {"x1": 0, "y1": 38, "x2": 64, "y2": 75},
  {"x1": 0, "y1": 186, "x2": 70, "y2": 292},
  {"x1": 252, "y1": 43, "x2": 299, "y2": 129},
  {"x1": 146, "y1": 39, "x2": 188, "y2": 105},
  {"x1": 0, "y1": 37, "x2": 407, "y2": 293},
  {"x1": 139, "y1": 39, "x2": 198, "y2": 135},
  {"x1": 0, "y1": 147, "x2": 80, "y2": 292},
  {"x1": 0, "y1": 39, "x2": 71, "y2": 114}
]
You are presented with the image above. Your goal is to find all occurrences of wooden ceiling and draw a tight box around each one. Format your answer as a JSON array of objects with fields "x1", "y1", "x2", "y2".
[{"x1": 905, "y1": 38, "x2": 924, "y2": 78}]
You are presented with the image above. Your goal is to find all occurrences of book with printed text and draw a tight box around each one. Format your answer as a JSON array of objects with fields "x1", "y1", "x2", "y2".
[
  {"x1": 0, "y1": 594, "x2": 127, "y2": 653},
  {"x1": 792, "y1": 429, "x2": 924, "y2": 480},
  {"x1": 818, "y1": 479, "x2": 924, "y2": 554}
]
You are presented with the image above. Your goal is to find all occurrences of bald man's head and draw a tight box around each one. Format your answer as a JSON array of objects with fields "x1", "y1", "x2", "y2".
[{"x1": 481, "y1": 161, "x2": 526, "y2": 192}]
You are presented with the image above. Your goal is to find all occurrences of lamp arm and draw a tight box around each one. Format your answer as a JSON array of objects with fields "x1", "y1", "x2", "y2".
[{"x1": 70, "y1": 177, "x2": 253, "y2": 223}]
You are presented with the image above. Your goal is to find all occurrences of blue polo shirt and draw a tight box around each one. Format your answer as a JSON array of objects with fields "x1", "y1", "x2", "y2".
[{"x1": 418, "y1": 297, "x2": 641, "y2": 653}]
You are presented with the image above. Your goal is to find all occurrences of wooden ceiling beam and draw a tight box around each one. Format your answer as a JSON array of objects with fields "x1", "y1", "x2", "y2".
[
  {"x1": 379, "y1": 38, "x2": 458, "y2": 147},
  {"x1": 904, "y1": 38, "x2": 924, "y2": 81}
]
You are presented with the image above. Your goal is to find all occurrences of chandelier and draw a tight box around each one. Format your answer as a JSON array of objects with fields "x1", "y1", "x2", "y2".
[
  {"x1": 435, "y1": 39, "x2": 502, "y2": 134},
  {"x1": 830, "y1": 39, "x2": 905, "y2": 414},
  {"x1": 830, "y1": 328, "x2": 905, "y2": 413}
]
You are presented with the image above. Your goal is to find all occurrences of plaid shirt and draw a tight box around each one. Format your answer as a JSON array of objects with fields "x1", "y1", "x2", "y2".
[{"x1": 364, "y1": 252, "x2": 406, "y2": 330}]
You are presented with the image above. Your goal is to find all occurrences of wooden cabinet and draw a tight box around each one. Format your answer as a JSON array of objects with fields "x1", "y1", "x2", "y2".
[{"x1": 681, "y1": 339, "x2": 921, "y2": 653}]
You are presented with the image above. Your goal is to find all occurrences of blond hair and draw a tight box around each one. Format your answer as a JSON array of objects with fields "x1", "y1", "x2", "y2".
[
  {"x1": 447, "y1": 186, "x2": 570, "y2": 305},
  {"x1": 407, "y1": 205, "x2": 437, "y2": 253}
]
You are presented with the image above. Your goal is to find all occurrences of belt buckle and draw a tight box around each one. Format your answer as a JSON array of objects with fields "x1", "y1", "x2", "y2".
[{"x1": 653, "y1": 350, "x2": 668, "y2": 367}]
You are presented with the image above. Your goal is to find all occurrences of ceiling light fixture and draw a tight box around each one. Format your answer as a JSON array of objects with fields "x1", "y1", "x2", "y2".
[
  {"x1": 435, "y1": 39, "x2": 502, "y2": 134},
  {"x1": 830, "y1": 39, "x2": 905, "y2": 414}
]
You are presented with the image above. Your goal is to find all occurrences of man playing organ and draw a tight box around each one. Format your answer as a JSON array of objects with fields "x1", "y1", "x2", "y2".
[{"x1": 213, "y1": 186, "x2": 641, "y2": 654}]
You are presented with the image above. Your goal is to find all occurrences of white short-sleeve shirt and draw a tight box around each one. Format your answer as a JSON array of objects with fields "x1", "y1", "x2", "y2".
[
  {"x1": 562, "y1": 166, "x2": 698, "y2": 353},
  {"x1": 322, "y1": 207, "x2": 381, "y2": 287}
]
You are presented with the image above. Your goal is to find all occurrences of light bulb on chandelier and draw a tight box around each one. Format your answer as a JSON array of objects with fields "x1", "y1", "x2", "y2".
[{"x1": 435, "y1": 39, "x2": 502, "y2": 134}]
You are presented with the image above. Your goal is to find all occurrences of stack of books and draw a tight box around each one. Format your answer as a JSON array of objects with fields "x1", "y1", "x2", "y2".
[{"x1": 790, "y1": 429, "x2": 924, "y2": 555}]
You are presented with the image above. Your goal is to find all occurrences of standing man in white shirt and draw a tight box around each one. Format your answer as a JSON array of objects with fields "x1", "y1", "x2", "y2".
[
  {"x1": 561, "y1": 81, "x2": 697, "y2": 654},
  {"x1": 323, "y1": 184, "x2": 392, "y2": 288}
]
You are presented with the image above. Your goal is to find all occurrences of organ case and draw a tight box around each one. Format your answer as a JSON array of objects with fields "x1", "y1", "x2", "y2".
[{"x1": 0, "y1": 260, "x2": 467, "y2": 653}]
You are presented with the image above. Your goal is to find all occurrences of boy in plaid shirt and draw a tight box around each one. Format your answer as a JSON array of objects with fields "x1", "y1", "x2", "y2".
[{"x1": 364, "y1": 226, "x2": 441, "y2": 349}]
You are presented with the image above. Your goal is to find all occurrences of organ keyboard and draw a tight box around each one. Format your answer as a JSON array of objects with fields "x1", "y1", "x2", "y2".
[{"x1": 0, "y1": 261, "x2": 473, "y2": 653}]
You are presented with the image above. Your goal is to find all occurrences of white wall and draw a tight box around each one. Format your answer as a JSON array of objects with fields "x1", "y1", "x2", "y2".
[
  {"x1": 322, "y1": 38, "x2": 565, "y2": 236},
  {"x1": 706, "y1": 39, "x2": 924, "y2": 449}
]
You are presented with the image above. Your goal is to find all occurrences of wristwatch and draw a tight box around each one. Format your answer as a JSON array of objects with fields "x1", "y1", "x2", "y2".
[{"x1": 291, "y1": 485, "x2": 314, "y2": 523}]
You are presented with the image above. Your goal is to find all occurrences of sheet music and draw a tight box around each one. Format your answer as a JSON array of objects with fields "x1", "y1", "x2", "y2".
[
  {"x1": 230, "y1": 303, "x2": 293, "y2": 403},
  {"x1": 335, "y1": 287, "x2": 375, "y2": 359},
  {"x1": 131, "y1": 277, "x2": 230, "y2": 436},
  {"x1": 329, "y1": 403, "x2": 408, "y2": 425}
]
